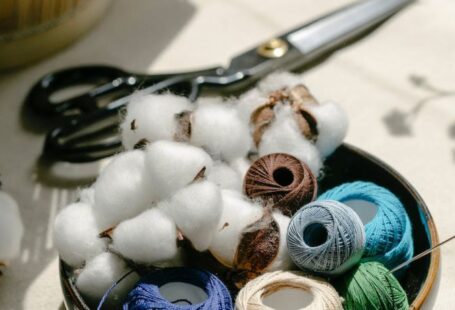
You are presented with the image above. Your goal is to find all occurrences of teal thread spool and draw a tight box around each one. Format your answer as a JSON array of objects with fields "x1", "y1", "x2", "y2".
[{"x1": 318, "y1": 181, "x2": 413, "y2": 270}]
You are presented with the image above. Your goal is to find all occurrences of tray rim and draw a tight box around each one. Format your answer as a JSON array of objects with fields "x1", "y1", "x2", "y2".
[{"x1": 344, "y1": 143, "x2": 440, "y2": 309}]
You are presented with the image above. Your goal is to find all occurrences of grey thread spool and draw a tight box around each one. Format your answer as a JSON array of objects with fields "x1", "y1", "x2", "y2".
[{"x1": 287, "y1": 200, "x2": 366, "y2": 276}]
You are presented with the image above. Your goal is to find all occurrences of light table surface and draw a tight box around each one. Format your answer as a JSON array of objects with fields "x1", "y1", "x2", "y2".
[{"x1": 0, "y1": 0, "x2": 454, "y2": 308}]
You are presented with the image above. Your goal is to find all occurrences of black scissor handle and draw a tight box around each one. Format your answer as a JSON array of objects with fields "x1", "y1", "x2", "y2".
[
  {"x1": 43, "y1": 108, "x2": 123, "y2": 162},
  {"x1": 26, "y1": 65, "x2": 130, "y2": 116},
  {"x1": 41, "y1": 66, "x2": 227, "y2": 162}
]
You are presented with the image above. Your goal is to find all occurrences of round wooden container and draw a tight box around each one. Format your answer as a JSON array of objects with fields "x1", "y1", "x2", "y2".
[
  {"x1": 0, "y1": 0, "x2": 111, "y2": 70},
  {"x1": 59, "y1": 143, "x2": 439, "y2": 309}
]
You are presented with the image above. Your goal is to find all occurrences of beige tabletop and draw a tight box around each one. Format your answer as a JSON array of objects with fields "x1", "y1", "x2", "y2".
[{"x1": 0, "y1": 0, "x2": 454, "y2": 309}]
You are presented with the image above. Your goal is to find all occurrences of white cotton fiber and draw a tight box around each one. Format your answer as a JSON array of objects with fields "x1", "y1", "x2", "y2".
[
  {"x1": 0, "y1": 191, "x2": 23, "y2": 261},
  {"x1": 78, "y1": 187, "x2": 95, "y2": 206},
  {"x1": 267, "y1": 212, "x2": 293, "y2": 271},
  {"x1": 306, "y1": 101, "x2": 349, "y2": 158},
  {"x1": 120, "y1": 93, "x2": 193, "y2": 149},
  {"x1": 236, "y1": 88, "x2": 268, "y2": 124},
  {"x1": 54, "y1": 202, "x2": 106, "y2": 267},
  {"x1": 167, "y1": 181, "x2": 222, "y2": 251},
  {"x1": 257, "y1": 71, "x2": 304, "y2": 95},
  {"x1": 207, "y1": 161, "x2": 243, "y2": 191},
  {"x1": 229, "y1": 157, "x2": 251, "y2": 181},
  {"x1": 145, "y1": 140, "x2": 213, "y2": 200},
  {"x1": 152, "y1": 247, "x2": 186, "y2": 268},
  {"x1": 76, "y1": 252, "x2": 139, "y2": 304},
  {"x1": 209, "y1": 190, "x2": 263, "y2": 267},
  {"x1": 111, "y1": 206, "x2": 177, "y2": 264},
  {"x1": 258, "y1": 105, "x2": 322, "y2": 176},
  {"x1": 191, "y1": 99, "x2": 252, "y2": 161},
  {"x1": 93, "y1": 150, "x2": 153, "y2": 231}
]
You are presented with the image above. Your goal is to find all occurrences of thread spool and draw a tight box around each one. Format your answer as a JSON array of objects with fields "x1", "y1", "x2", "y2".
[
  {"x1": 318, "y1": 181, "x2": 414, "y2": 269},
  {"x1": 235, "y1": 270, "x2": 343, "y2": 310},
  {"x1": 287, "y1": 200, "x2": 365, "y2": 276},
  {"x1": 244, "y1": 153, "x2": 317, "y2": 216},
  {"x1": 335, "y1": 261, "x2": 408, "y2": 310},
  {"x1": 122, "y1": 267, "x2": 233, "y2": 310}
]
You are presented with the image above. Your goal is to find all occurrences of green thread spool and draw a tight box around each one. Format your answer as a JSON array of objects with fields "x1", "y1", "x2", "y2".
[{"x1": 335, "y1": 261, "x2": 408, "y2": 310}]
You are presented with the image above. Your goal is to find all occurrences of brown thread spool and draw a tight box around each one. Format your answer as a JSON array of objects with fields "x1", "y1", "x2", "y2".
[
  {"x1": 250, "y1": 85, "x2": 319, "y2": 148},
  {"x1": 243, "y1": 153, "x2": 317, "y2": 216}
]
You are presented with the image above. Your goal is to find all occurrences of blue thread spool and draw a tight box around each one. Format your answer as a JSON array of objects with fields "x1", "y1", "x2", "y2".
[
  {"x1": 318, "y1": 181, "x2": 413, "y2": 269},
  {"x1": 122, "y1": 267, "x2": 233, "y2": 310},
  {"x1": 287, "y1": 200, "x2": 365, "y2": 276}
]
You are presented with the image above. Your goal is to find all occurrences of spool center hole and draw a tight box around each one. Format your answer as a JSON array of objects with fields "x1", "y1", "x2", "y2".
[
  {"x1": 303, "y1": 223, "x2": 328, "y2": 247},
  {"x1": 159, "y1": 282, "x2": 208, "y2": 305},
  {"x1": 343, "y1": 199, "x2": 378, "y2": 225},
  {"x1": 263, "y1": 287, "x2": 313, "y2": 309},
  {"x1": 273, "y1": 167, "x2": 294, "y2": 186}
]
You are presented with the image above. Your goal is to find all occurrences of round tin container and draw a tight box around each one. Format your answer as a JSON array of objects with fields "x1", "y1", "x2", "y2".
[{"x1": 59, "y1": 143, "x2": 439, "y2": 309}]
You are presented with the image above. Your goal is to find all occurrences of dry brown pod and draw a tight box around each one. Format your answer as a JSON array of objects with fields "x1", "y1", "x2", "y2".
[
  {"x1": 244, "y1": 153, "x2": 317, "y2": 216},
  {"x1": 232, "y1": 210, "x2": 280, "y2": 288},
  {"x1": 133, "y1": 138, "x2": 150, "y2": 150},
  {"x1": 174, "y1": 110, "x2": 193, "y2": 142},
  {"x1": 250, "y1": 84, "x2": 319, "y2": 147}
]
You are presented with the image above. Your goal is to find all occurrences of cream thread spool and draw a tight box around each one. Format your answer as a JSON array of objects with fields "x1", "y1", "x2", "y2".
[{"x1": 235, "y1": 270, "x2": 343, "y2": 310}]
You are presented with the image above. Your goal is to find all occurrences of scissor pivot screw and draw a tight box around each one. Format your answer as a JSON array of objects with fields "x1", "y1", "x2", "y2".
[{"x1": 257, "y1": 38, "x2": 289, "y2": 58}]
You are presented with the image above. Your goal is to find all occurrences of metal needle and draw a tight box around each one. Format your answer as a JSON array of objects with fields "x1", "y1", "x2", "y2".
[{"x1": 389, "y1": 234, "x2": 455, "y2": 273}]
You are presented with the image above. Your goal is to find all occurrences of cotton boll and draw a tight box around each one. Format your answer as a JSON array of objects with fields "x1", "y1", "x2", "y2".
[
  {"x1": 54, "y1": 202, "x2": 107, "y2": 267},
  {"x1": 145, "y1": 140, "x2": 213, "y2": 200},
  {"x1": 93, "y1": 150, "x2": 153, "y2": 231},
  {"x1": 229, "y1": 157, "x2": 252, "y2": 181},
  {"x1": 209, "y1": 190, "x2": 263, "y2": 267},
  {"x1": 76, "y1": 252, "x2": 139, "y2": 305},
  {"x1": 78, "y1": 187, "x2": 95, "y2": 206},
  {"x1": 152, "y1": 247, "x2": 186, "y2": 268},
  {"x1": 195, "y1": 96, "x2": 225, "y2": 107},
  {"x1": 111, "y1": 206, "x2": 178, "y2": 264},
  {"x1": 0, "y1": 191, "x2": 23, "y2": 261},
  {"x1": 120, "y1": 93, "x2": 193, "y2": 149},
  {"x1": 258, "y1": 71, "x2": 304, "y2": 95},
  {"x1": 267, "y1": 212, "x2": 293, "y2": 271},
  {"x1": 207, "y1": 161, "x2": 243, "y2": 191},
  {"x1": 167, "y1": 181, "x2": 222, "y2": 251},
  {"x1": 191, "y1": 100, "x2": 252, "y2": 161},
  {"x1": 236, "y1": 88, "x2": 268, "y2": 124},
  {"x1": 306, "y1": 101, "x2": 349, "y2": 157},
  {"x1": 258, "y1": 106, "x2": 322, "y2": 176}
]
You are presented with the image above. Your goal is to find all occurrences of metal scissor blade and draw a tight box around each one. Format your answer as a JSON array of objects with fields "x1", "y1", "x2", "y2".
[
  {"x1": 42, "y1": 0, "x2": 414, "y2": 163},
  {"x1": 286, "y1": 0, "x2": 413, "y2": 55},
  {"x1": 224, "y1": 0, "x2": 413, "y2": 82}
]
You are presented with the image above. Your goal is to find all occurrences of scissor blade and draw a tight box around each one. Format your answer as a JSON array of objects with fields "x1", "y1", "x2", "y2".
[
  {"x1": 224, "y1": 0, "x2": 413, "y2": 80},
  {"x1": 287, "y1": 0, "x2": 413, "y2": 55}
]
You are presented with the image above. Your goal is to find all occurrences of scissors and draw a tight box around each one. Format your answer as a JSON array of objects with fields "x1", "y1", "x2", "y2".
[{"x1": 27, "y1": 0, "x2": 413, "y2": 163}]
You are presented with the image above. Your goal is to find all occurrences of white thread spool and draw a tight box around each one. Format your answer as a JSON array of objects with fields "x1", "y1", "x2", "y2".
[{"x1": 235, "y1": 271, "x2": 343, "y2": 310}]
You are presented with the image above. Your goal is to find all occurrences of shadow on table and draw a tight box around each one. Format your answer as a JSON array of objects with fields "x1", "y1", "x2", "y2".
[
  {"x1": 0, "y1": 0, "x2": 195, "y2": 309},
  {"x1": 382, "y1": 74, "x2": 455, "y2": 138},
  {"x1": 18, "y1": 0, "x2": 196, "y2": 134}
]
